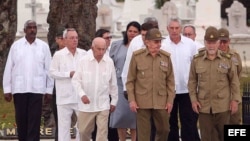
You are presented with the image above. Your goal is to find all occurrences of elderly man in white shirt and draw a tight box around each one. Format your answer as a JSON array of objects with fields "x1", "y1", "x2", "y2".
[
  {"x1": 183, "y1": 24, "x2": 204, "y2": 52},
  {"x1": 72, "y1": 37, "x2": 118, "y2": 141},
  {"x1": 49, "y1": 28, "x2": 86, "y2": 141}
]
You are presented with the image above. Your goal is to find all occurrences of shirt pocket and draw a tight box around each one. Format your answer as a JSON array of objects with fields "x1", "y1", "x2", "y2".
[
  {"x1": 217, "y1": 67, "x2": 228, "y2": 81},
  {"x1": 102, "y1": 72, "x2": 111, "y2": 86},
  {"x1": 14, "y1": 76, "x2": 24, "y2": 90},
  {"x1": 160, "y1": 66, "x2": 168, "y2": 78},
  {"x1": 83, "y1": 71, "x2": 91, "y2": 83},
  {"x1": 137, "y1": 65, "x2": 149, "y2": 79},
  {"x1": 158, "y1": 90, "x2": 167, "y2": 106},
  {"x1": 33, "y1": 76, "x2": 45, "y2": 90},
  {"x1": 196, "y1": 68, "x2": 206, "y2": 81}
]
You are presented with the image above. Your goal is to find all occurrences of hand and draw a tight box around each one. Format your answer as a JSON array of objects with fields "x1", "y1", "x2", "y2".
[
  {"x1": 165, "y1": 103, "x2": 173, "y2": 114},
  {"x1": 192, "y1": 101, "x2": 201, "y2": 114},
  {"x1": 124, "y1": 91, "x2": 128, "y2": 100},
  {"x1": 230, "y1": 100, "x2": 239, "y2": 115},
  {"x1": 4, "y1": 93, "x2": 12, "y2": 102},
  {"x1": 70, "y1": 71, "x2": 75, "y2": 78},
  {"x1": 110, "y1": 105, "x2": 116, "y2": 113},
  {"x1": 81, "y1": 95, "x2": 90, "y2": 104},
  {"x1": 129, "y1": 101, "x2": 139, "y2": 113},
  {"x1": 44, "y1": 94, "x2": 52, "y2": 104}
]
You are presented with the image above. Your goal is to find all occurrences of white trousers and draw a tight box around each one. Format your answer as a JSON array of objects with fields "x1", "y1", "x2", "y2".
[{"x1": 57, "y1": 103, "x2": 79, "y2": 141}]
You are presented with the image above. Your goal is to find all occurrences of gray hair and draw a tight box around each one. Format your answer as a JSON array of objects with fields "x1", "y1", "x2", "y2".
[
  {"x1": 24, "y1": 20, "x2": 37, "y2": 29},
  {"x1": 62, "y1": 28, "x2": 76, "y2": 38},
  {"x1": 183, "y1": 24, "x2": 196, "y2": 33},
  {"x1": 144, "y1": 17, "x2": 158, "y2": 23},
  {"x1": 167, "y1": 18, "x2": 182, "y2": 27}
]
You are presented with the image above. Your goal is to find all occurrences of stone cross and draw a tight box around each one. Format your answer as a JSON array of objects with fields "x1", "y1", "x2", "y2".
[{"x1": 25, "y1": 0, "x2": 42, "y2": 21}]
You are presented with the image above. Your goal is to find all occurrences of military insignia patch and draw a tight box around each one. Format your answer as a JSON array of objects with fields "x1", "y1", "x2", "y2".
[{"x1": 160, "y1": 61, "x2": 168, "y2": 67}]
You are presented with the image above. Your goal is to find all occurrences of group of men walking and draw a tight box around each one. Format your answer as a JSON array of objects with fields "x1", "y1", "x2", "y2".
[{"x1": 2, "y1": 17, "x2": 242, "y2": 141}]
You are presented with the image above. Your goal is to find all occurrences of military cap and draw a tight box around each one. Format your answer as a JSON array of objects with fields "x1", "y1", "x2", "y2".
[
  {"x1": 145, "y1": 28, "x2": 165, "y2": 40},
  {"x1": 218, "y1": 28, "x2": 229, "y2": 40},
  {"x1": 56, "y1": 26, "x2": 65, "y2": 37},
  {"x1": 204, "y1": 26, "x2": 219, "y2": 41}
]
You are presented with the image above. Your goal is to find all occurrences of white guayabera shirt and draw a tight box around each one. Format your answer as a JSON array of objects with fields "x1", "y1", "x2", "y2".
[
  {"x1": 3, "y1": 37, "x2": 54, "y2": 95},
  {"x1": 72, "y1": 53, "x2": 118, "y2": 112},
  {"x1": 49, "y1": 47, "x2": 87, "y2": 105}
]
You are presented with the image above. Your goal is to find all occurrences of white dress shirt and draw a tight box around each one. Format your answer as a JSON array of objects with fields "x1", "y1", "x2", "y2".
[
  {"x1": 194, "y1": 40, "x2": 204, "y2": 53},
  {"x1": 3, "y1": 37, "x2": 54, "y2": 94},
  {"x1": 162, "y1": 35, "x2": 196, "y2": 94},
  {"x1": 72, "y1": 53, "x2": 118, "y2": 112},
  {"x1": 121, "y1": 35, "x2": 145, "y2": 91},
  {"x1": 49, "y1": 47, "x2": 87, "y2": 105}
]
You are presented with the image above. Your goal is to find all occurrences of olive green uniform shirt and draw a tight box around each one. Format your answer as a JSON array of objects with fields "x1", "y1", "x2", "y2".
[
  {"x1": 188, "y1": 50, "x2": 241, "y2": 114},
  {"x1": 228, "y1": 48, "x2": 242, "y2": 78},
  {"x1": 126, "y1": 48, "x2": 175, "y2": 109}
]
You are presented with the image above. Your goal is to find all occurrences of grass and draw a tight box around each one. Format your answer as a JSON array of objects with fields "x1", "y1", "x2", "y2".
[{"x1": 0, "y1": 88, "x2": 16, "y2": 129}]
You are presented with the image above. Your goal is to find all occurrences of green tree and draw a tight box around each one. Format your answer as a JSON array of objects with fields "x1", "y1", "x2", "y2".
[{"x1": 155, "y1": 0, "x2": 170, "y2": 9}]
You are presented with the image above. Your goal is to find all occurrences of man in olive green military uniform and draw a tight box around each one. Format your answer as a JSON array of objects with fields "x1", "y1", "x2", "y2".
[
  {"x1": 218, "y1": 28, "x2": 242, "y2": 125},
  {"x1": 126, "y1": 28, "x2": 175, "y2": 141},
  {"x1": 188, "y1": 26, "x2": 241, "y2": 141}
]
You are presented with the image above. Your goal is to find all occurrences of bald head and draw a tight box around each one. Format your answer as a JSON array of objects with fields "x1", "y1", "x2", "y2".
[{"x1": 91, "y1": 37, "x2": 107, "y2": 62}]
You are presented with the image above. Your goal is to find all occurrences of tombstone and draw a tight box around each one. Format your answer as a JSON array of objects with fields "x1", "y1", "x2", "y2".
[
  {"x1": 155, "y1": 1, "x2": 178, "y2": 35},
  {"x1": 96, "y1": 4, "x2": 113, "y2": 31},
  {"x1": 226, "y1": 0, "x2": 248, "y2": 34},
  {"x1": 116, "y1": 0, "x2": 155, "y2": 32},
  {"x1": 17, "y1": 0, "x2": 49, "y2": 39},
  {"x1": 170, "y1": 0, "x2": 195, "y2": 25},
  {"x1": 194, "y1": 0, "x2": 221, "y2": 41},
  {"x1": 96, "y1": 0, "x2": 123, "y2": 33}
]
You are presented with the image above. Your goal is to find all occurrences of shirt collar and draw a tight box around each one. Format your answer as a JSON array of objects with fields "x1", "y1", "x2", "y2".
[
  {"x1": 89, "y1": 52, "x2": 108, "y2": 62},
  {"x1": 203, "y1": 50, "x2": 222, "y2": 60}
]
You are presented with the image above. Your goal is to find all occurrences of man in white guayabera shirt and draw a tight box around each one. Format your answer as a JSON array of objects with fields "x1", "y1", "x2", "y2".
[
  {"x1": 72, "y1": 37, "x2": 118, "y2": 141},
  {"x1": 49, "y1": 28, "x2": 87, "y2": 141},
  {"x1": 163, "y1": 18, "x2": 199, "y2": 141},
  {"x1": 3, "y1": 20, "x2": 54, "y2": 141}
]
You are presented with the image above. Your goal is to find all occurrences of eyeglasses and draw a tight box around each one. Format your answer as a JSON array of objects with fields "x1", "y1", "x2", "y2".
[
  {"x1": 103, "y1": 36, "x2": 112, "y2": 40},
  {"x1": 183, "y1": 33, "x2": 193, "y2": 37}
]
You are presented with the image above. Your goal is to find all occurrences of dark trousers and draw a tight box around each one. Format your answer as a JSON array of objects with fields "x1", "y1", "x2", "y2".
[
  {"x1": 167, "y1": 94, "x2": 200, "y2": 141},
  {"x1": 13, "y1": 93, "x2": 43, "y2": 141}
]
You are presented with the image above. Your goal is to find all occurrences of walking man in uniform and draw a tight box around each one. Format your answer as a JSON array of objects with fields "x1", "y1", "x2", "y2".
[
  {"x1": 188, "y1": 26, "x2": 241, "y2": 141},
  {"x1": 218, "y1": 28, "x2": 242, "y2": 125},
  {"x1": 126, "y1": 28, "x2": 175, "y2": 141}
]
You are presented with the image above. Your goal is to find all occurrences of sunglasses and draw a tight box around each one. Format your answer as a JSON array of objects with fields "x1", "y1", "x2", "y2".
[{"x1": 103, "y1": 36, "x2": 112, "y2": 40}]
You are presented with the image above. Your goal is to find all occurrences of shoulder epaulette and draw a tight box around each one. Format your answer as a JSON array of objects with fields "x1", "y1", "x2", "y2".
[
  {"x1": 159, "y1": 49, "x2": 170, "y2": 56},
  {"x1": 194, "y1": 53, "x2": 203, "y2": 58},
  {"x1": 198, "y1": 47, "x2": 206, "y2": 53},
  {"x1": 220, "y1": 52, "x2": 231, "y2": 59},
  {"x1": 133, "y1": 48, "x2": 146, "y2": 55}
]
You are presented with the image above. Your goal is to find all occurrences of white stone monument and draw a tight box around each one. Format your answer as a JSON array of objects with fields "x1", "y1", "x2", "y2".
[
  {"x1": 96, "y1": 0, "x2": 123, "y2": 33},
  {"x1": 17, "y1": 0, "x2": 49, "y2": 37},
  {"x1": 117, "y1": 0, "x2": 155, "y2": 32},
  {"x1": 226, "y1": 0, "x2": 248, "y2": 34},
  {"x1": 194, "y1": 0, "x2": 221, "y2": 41}
]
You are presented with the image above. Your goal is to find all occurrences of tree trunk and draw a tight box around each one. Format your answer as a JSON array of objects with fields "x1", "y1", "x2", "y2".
[
  {"x1": 47, "y1": 0, "x2": 98, "y2": 51},
  {"x1": 0, "y1": 0, "x2": 17, "y2": 86}
]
